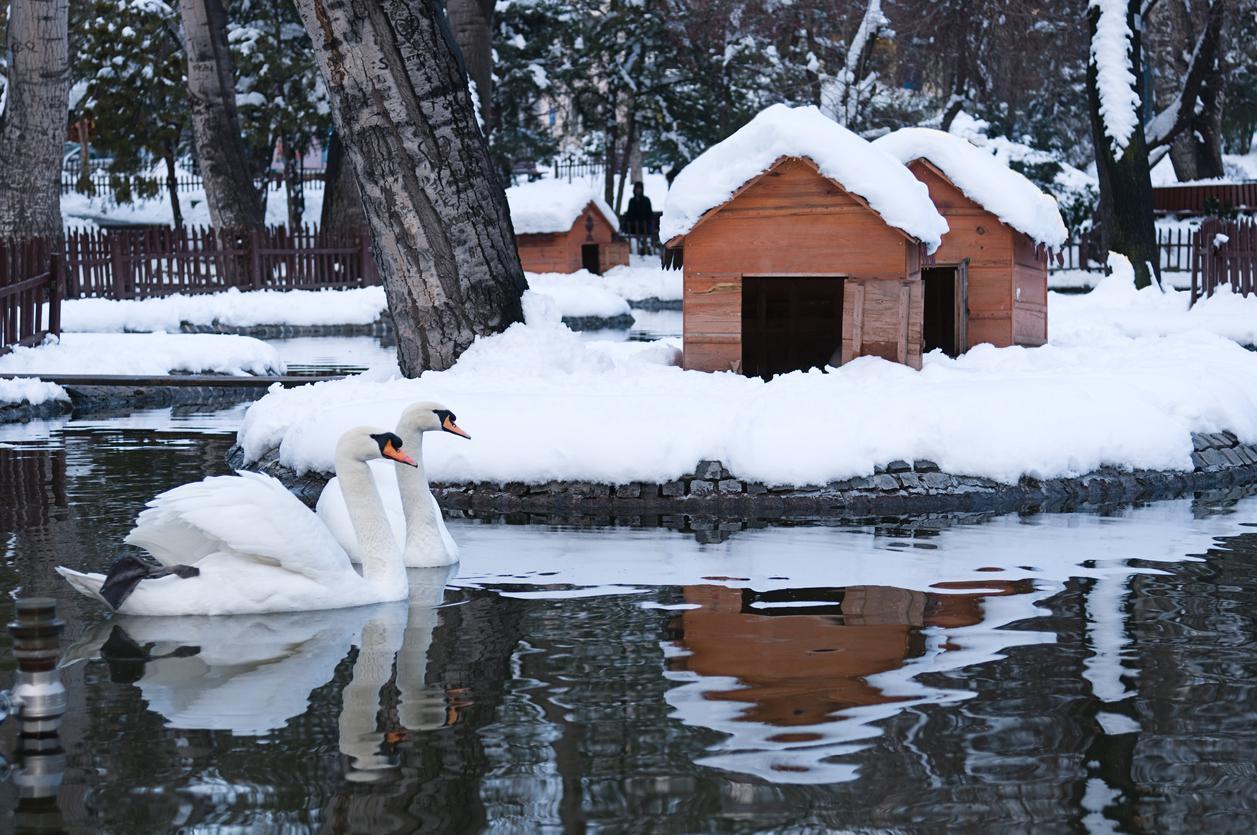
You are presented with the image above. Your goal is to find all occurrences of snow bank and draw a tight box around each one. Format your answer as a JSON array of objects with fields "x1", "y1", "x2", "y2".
[
  {"x1": 0, "y1": 333, "x2": 284, "y2": 377},
  {"x1": 526, "y1": 273, "x2": 631, "y2": 319},
  {"x1": 0, "y1": 376, "x2": 69, "y2": 407},
  {"x1": 1089, "y1": 0, "x2": 1141, "y2": 154},
  {"x1": 661, "y1": 104, "x2": 948, "y2": 250},
  {"x1": 58, "y1": 286, "x2": 387, "y2": 333},
  {"x1": 1052, "y1": 254, "x2": 1257, "y2": 346},
  {"x1": 1050, "y1": 268, "x2": 1191, "y2": 292},
  {"x1": 600, "y1": 262, "x2": 682, "y2": 301},
  {"x1": 873, "y1": 127, "x2": 1067, "y2": 247},
  {"x1": 237, "y1": 310, "x2": 1257, "y2": 486},
  {"x1": 506, "y1": 179, "x2": 619, "y2": 235}
]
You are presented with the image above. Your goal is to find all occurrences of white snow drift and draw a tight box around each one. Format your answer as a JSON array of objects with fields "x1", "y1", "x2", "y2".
[
  {"x1": 660, "y1": 104, "x2": 949, "y2": 249},
  {"x1": 0, "y1": 377, "x2": 69, "y2": 408},
  {"x1": 873, "y1": 127, "x2": 1068, "y2": 248},
  {"x1": 0, "y1": 333, "x2": 284, "y2": 377}
]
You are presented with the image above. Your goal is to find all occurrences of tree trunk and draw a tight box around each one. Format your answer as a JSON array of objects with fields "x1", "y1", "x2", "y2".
[
  {"x1": 283, "y1": 140, "x2": 305, "y2": 230},
  {"x1": 179, "y1": 0, "x2": 264, "y2": 233},
  {"x1": 294, "y1": 0, "x2": 525, "y2": 376},
  {"x1": 319, "y1": 131, "x2": 368, "y2": 235},
  {"x1": 0, "y1": 0, "x2": 69, "y2": 241},
  {"x1": 446, "y1": 0, "x2": 495, "y2": 131},
  {"x1": 163, "y1": 142, "x2": 184, "y2": 227},
  {"x1": 1087, "y1": 0, "x2": 1159, "y2": 289}
]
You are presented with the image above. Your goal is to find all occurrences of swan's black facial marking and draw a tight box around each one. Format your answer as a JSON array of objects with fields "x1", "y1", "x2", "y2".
[
  {"x1": 434, "y1": 409, "x2": 471, "y2": 439},
  {"x1": 370, "y1": 432, "x2": 406, "y2": 454}
]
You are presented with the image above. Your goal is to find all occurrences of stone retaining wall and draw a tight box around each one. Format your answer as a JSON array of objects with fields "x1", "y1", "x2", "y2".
[
  {"x1": 180, "y1": 319, "x2": 395, "y2": 339},
  {"x1": 230, "y1": 430, "x2": 1257, "y2": 519},
  {"x1": 1, "y1": 383, "x2": 266, "y2": 424}
]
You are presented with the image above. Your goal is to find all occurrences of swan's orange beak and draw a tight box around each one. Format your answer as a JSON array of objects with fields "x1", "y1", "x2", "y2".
[
  {"x1": 442, "y1": 415, "x2": 470, "y2": 439},
  {"x1": 383, "y1": 439, "x2": 418, "y2": 467}
]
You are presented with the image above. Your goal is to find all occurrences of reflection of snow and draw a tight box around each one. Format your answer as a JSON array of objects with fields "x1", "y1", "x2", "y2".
[{"x1": 448, "y1": 496, "x2": 1255, "y2": 785}]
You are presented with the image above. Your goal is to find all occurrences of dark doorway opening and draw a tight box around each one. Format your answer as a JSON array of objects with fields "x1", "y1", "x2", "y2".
[
  {"x1": 741, "y1": 276, "x2": 844, "y2": 379},
  {"x1": 922, "y1": 263, "x2": 968, "y2": 357},
  {"x1": 581, "y1": 243, "x2": 601, "y2": 274}
]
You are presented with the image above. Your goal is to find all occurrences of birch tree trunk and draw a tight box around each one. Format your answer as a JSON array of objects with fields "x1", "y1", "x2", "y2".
[
  {"x1": 1087, "y1": 0, "x2": 1159, "y2": 289},
  {"x1": 446, "y1": 0, "x2": 495, "y2": 130},
  {"x1": 294, "y1": 0, "x2": 525, "y2": 375},
  {"x1": 0, "y1": 0, "x2": 69, "y2": 241},
  {"x1": 179, "y1": 0, "x2": 264, "y2": 232}
]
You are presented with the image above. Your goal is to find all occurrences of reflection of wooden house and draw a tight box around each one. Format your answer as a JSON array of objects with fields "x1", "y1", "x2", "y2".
[
  {"x1": 873, "y1": 128, "x2": 1067, "y2": 353},
  {"x1": 660, "y1": 105, "x2": 948, "y2": 377},
  {"x1": 669, "y1": 582, "x2": 1023, "y2": 726},
  {"x1": 507, "y1": 180, "x2": 629, "y2": 275}
]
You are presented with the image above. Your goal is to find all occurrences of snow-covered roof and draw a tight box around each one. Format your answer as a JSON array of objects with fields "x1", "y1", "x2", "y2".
[
  {"x1": 873, "y1": 127, "x2": 1068, "y2": 248},
  {"x1": 660, "y1": 104, "x2": 948, "y2": 251},
  {"x1": 506, "y1": 179, "x2": 619, "y2": 236}
]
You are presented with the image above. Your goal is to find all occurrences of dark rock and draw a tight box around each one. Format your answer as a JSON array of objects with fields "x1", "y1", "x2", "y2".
[
  {"x1": 1191, "y1": 451, "x2": 1208, "y2": 471},
  {"x1": 898, "y1": 472, "x2": 923, "y2": 491},
  {"x1": 1221, "y1": 447, "x2": 1245, "y2": 468},
  {"x1": 694, "y1": 460, "x2": 725, "y2": 480},
  {"x1": 872, "y1": 474, "x2": 900, "y2": 491},
  {"x1": 886, "y1": 459, "x2": 913, "y2": 474},
  {"x1": 661, "y1": 480, "x2": 685, "y2": 497},
  {"x1": 913, "y1": 459, "x2": 941, "y2": 473},
  {"x1": 689, "y1": 479, "x2": 716, "y2": 496},
  {"x1": 746, "y1": 482, "x2": 768, "y2": 495},
  {"x1": 922, "y1": 472, "x2": 953, "y2": 491},
  {"x1": 718, "y1": 479, "x2": 744, "y2": 494},
  {"x1": 1191, "y1": 434, "x2": 1212, "y2": 452},
  {"x1": 1202, "y1": 448, "x2": 1229, "y2": 470},
  {"x1": 614, "y1": 483, "x2": 641, "y2": 499}
]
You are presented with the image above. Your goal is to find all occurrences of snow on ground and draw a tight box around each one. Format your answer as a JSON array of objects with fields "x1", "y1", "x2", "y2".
[
  {"x1": 57, "y1": 286, "x2": 387, "y2": 333},
  {"x1": 506, "y1": 179, "x2": 618, "y2": 234},
  {"x1": 0, "y1": 333, "x2": 283, "y2": 377},
  {"x1": 1050, "y1": 268, "x2": 1193, "y2": 292},
  {"x1": 661, "y1": 104, "x2": 948, "y2": 248},
  {"x1": 873, "y1": 127, "x2": 1067, "y2": 247},
  {"x1": 237, "y1": 276, "x2": 1257, "y2": 487},
  {"x1": 525, "y1": 273, "x2": 631, "y2": 319},
  {"x1": 0, "y1": 376, "x2": 69, "y2": 407},
  {"x1": 602, "y1": 261, "x2": 682, "y2": 301},
  {"x1": 1052, "y1": 255, "x2": 1257, "y2": 346},
  {"x1": 62, "y1": 178, "x2": 323, "y2": 230}
]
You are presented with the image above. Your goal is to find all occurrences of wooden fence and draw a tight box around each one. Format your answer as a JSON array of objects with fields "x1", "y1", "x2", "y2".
[
  {"x1": 61, "y1": 168, "x2": 327, "y2": 197},
  {"x1": 1154, "y1": 182, "x2": 1257, "y2": 215},
  {"x1": 1, "y1": 238, "x2": 62, "y2": 354},
  {"x1": 63, "y1": 225, "x2": 378, "y2": 299},
  {"x1": 1192, "y1": 217, "x2": 1257, "y2": 304},
  {"x1": 1054, "y1": 227, "x2": 1199, "y2": 273}
]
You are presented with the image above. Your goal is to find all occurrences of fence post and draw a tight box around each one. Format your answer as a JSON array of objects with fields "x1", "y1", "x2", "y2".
[
  {"x1": 48, "y1": 251, "x2": 63, "y2": 337},
  {"x1": 249, "y1": 228, "x2": 264, "y2": 290},
  {"x1": 108, "y1": 232, "x2": 131, "y2": 300}
]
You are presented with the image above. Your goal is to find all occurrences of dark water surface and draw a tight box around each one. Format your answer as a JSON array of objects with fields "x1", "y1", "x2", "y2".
[{"x1": 3, "y1": 410, "x2": 1257, "y2": 833}]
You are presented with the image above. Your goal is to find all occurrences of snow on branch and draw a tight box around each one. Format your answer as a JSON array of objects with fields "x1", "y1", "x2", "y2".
[
  {"x1": 820, "y1": 0, "x2": 889, "y2": 126},
  {"x1": 1089, "y1": 0, "x2": 1142, "y2": 156}
]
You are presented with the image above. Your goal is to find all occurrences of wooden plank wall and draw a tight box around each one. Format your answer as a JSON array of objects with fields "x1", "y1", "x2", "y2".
[
  {"x1": 1011, "y1": 233, "x2": 1048, "y2": 346},
  {"x1": 683, "y1": 272, "x2": 741, "y2": 371},
  {"x1": 516, "y1": 202, "x2": 619, "y2": 274},
  {"x1": 841, "y1": 278, "x2": 923, "y2": 369},
  {"x1": 681, "y1": 159, "x2": 922, "y2": 372}
]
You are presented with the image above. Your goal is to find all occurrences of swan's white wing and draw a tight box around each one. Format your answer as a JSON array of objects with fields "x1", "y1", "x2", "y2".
[
  {"x1": 317, "y1": 463, "x2": 405, "y2": 561},
  {"x1": 126, "y1": 471, "x2": 350, "y2": 581}
]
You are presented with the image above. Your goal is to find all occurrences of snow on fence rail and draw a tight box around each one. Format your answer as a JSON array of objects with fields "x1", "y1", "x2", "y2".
[
  {"x1": 63, "y1": 225, "x2": 378, "y2": 300},
  {"x1": 1, "y1": 238, "x2": 63, "y2": 354},
  {"x1": 1054, "y1": 227, "x2": 1196, "y2": 273},
  {"x1": 1192, "y1": 217, "x2": 1257, "y2": 305}
]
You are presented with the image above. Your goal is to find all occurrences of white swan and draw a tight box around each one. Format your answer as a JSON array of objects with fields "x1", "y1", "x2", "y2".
[
  {"x1": 56, "y1": 427, "x2": 417, "y2": 616},
  {"x1": 317, "y1": 402, "x2": 468, "y2": 568}
]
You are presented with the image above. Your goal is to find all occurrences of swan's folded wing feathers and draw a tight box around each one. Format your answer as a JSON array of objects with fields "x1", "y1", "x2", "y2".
[{"x1": 128, "y1": 471, "x2": 350, "y2": 580}]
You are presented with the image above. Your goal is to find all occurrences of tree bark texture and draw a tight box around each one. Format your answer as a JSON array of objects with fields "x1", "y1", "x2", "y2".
[
  {"x1": 0, "y1": 0, "x2": 69, "y2": 241},
  {"x1": 1087, "y1": 1, "x2": 1159, "y2": 289},
  {"x1": 294, "y1": 0, "x2": 526, "y2": 376},
  {"x1": 179, "y1": 0, "x2": 264, "y2": 233},
  {"x1": 446, "y1": 0, "x2": 494, "y2": 130},
  {"x1": 319, "y1": 131, "x2": 368, "y2": 234}
]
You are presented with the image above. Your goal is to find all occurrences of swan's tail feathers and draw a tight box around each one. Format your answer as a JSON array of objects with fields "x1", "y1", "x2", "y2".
[
  {"x1": 97, "y1": 556, "x2": 200, "y2": 610},
  {"x1": 55, "y1": 566, "x2": 109, "y2": 606}
]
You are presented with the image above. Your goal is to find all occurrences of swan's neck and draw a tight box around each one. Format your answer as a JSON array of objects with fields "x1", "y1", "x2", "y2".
[
  {"x1": 335, "y1": 452, "x2": 406, "y2": 592},
  {"x1": 396, "y1": 431, "x2": 442, "y2": 549}
]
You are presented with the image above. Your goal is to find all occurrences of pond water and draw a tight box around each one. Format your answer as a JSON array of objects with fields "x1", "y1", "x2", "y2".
[{"x1": 3, "y1": 409, "x2": 1257, "y2": 832}]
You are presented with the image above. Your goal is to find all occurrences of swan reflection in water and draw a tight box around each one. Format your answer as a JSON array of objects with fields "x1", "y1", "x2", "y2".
[{"x1": 63, "y1": 566, "x2": 456, "y2": 782}]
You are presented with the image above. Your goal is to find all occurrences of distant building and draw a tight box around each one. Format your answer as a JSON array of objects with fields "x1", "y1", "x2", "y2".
[{"x1": 507, "y1": 180, "x2": 629, "y2": 275}]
